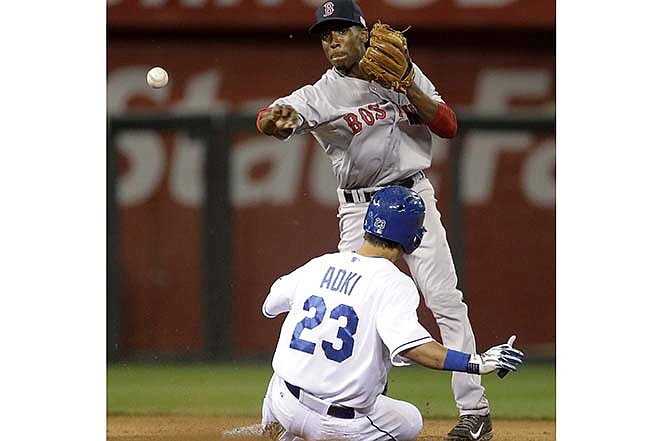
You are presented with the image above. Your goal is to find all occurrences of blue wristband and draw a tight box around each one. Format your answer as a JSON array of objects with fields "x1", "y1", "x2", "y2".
[{"x1": 443, "y1": 349, "x2": 470, "y2": 373}]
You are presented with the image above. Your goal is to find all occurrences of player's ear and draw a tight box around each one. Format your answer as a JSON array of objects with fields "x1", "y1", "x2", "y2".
[{"x1": 360, "y1": 28, "x2": 369, "y2": 44}]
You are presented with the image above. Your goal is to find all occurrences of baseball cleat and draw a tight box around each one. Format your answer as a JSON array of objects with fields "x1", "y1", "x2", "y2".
[{"x1": 444, "y1": 414, "x2": 493, "y2": 441}]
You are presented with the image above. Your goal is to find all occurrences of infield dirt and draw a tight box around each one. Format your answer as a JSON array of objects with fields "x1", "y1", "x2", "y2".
[{"x1": 107, "y1": 415, "x2": 555, "y2": 441}]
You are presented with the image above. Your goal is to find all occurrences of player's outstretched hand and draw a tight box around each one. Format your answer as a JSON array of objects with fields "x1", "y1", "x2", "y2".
[
  {"x1": 259, "y1": 105, "x2": 298, "y2": 137},
  {"x1": 472, "y1": 335, "x2": 524, "y2": 375}
]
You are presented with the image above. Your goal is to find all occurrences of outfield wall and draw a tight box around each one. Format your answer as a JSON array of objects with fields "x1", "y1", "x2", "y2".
[{"x1": 107, "y1": 1, "x2": 555, "y2": 359}]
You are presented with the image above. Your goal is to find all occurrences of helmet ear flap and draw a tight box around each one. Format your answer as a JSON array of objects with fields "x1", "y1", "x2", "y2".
[{"x1": 409, "y1": 226, "x2": 427, "y2": 254}]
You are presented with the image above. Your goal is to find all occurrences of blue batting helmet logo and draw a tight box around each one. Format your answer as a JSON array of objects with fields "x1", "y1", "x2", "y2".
[{"x1": 373, "y1": 217, "x2": 386, "y2": 234}]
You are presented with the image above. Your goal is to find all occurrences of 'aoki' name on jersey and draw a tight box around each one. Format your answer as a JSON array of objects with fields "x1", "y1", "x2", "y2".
[{"x1": 320, "y1": 266, "x2": 362, "y2": 296}]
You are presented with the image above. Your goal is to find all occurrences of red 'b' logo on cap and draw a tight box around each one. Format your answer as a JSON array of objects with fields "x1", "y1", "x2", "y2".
[{"x1": 323, "y1": 1, "x2": 335, "y2": 17}]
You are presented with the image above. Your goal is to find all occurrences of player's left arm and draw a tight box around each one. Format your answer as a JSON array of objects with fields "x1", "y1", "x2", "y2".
[
  {"x1": 376, "y1": 277, "x2": 435, "y2": 366},
  {"x1": 401, "y1": 336, "x2": 525, "y2": 375},
  {"x1": 405, "y1": 65, "x2": 458, "y2": 138}
]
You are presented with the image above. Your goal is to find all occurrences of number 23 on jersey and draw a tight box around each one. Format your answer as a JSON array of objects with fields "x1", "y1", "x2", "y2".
[{"x1": 289, "y1": 295, "x2": 359, "y2": 363}]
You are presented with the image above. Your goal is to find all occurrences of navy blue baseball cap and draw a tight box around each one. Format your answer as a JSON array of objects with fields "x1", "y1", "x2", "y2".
[{"x1": 308, "y1": 0, "x2": 367, "y2": 35}]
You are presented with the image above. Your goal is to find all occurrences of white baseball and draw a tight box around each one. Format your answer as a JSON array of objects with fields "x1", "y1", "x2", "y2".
[{"x1": 147, "y1": 66, "x2": 169, "y2": 89}]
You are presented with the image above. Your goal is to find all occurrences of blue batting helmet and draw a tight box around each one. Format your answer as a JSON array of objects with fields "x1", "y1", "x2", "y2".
[{"x1": 363, "y1": 186, "x2": 427, "y2": 254}]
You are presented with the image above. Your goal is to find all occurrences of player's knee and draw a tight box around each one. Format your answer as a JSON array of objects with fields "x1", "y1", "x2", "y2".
[
  {"x1": 399, "y1": 403, "x2": 423, "y2": 440},
  {"x1": 409, "y1": 404, "x2": 424, "y2": 439}
]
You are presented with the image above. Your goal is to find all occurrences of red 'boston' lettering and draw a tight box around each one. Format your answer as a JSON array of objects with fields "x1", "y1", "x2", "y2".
[
  {"x1": 367, "y1": 103, "x2": 386, "y2": 120},
  {"x1": 343, "y1": 113, "x2": 362, "y2": 134},
  {"x1": 358, "y1": 108, "x2": 375, "y2": 126},
  {"x1": 344, "y1": 104, "x2": 388, "y2": 133}
]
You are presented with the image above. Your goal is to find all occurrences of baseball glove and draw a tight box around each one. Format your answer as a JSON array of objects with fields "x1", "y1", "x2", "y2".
[{"x1": 359, "y1": 22, "x2": 415, "y2": 94}]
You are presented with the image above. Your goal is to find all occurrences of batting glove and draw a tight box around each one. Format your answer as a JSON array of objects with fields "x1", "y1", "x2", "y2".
[{"x1": 469, "y1": 335, "x2": 525, "y2": 375}]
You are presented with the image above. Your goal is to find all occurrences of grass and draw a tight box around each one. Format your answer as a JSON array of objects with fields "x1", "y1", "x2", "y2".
[
  {"x1": 107, "y1": 362, "x2": 269, "y2": 416},
  {"x1": 107, "y1": 362, "x2": 554, "y2": 420},
  {"x1": 387, "y1": 363, "x2": 555, "y2": 419}
]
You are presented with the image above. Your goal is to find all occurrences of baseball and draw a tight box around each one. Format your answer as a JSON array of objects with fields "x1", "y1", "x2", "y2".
[{"x1": 146, "y1": 66, "x2": 169, "y2": 89}]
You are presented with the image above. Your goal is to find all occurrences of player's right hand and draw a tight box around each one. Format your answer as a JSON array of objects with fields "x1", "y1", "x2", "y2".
[
  {"x1": 473, "y1": 335, "x2": 525, "y2": 375},
  {"x1": 260, "y1": 105, "x2": 298, "y2": 136}
]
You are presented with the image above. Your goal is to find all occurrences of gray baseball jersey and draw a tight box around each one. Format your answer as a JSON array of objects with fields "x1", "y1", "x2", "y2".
[{"x1": 271, "y1": 62, "x2": 444, "y2": 189}]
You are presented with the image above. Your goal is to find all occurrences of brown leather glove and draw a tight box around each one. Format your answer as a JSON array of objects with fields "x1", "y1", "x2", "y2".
[{"x1": 359, "y1": 22, "x2": 415, "y2": 94}]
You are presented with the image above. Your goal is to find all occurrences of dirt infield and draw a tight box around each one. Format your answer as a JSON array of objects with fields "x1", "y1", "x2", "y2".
[{"x1": 107, "y1": 415, "x2": 555, "y2": 441}]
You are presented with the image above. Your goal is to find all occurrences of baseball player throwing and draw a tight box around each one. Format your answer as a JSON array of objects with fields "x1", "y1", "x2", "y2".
[
  {"x1": 257, "y1": 1, "x2": 494, "y2": 439},
  {"x1": 261, "y1": 187, "x2": 524, "y2": 441}
]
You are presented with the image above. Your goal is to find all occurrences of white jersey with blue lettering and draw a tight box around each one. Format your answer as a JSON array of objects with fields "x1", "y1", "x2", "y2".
[
  {"x1": 263, "y1": 251, "x2": 434, "y2": 409},
  {"x1": 270, "y1": 63, "x2": 444, "y2": 189}
]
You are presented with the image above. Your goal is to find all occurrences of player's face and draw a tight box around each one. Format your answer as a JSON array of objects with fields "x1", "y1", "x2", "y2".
[{"x1": 320, "y1": 24, "x2": 368, "y2": 72}]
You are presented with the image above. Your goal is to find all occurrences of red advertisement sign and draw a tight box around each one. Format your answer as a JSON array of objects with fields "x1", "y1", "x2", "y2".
[
  {"x1": 108, "y1": 39, "x2": 555, "y2": 356},
  {"x1": 108, "y1": 0, "x2": 555, "y2": 31}
]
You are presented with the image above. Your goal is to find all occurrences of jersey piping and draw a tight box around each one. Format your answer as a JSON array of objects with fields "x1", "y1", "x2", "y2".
[{"x1": 390, "y1": 336, "x2": 434, "y2": 366}]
